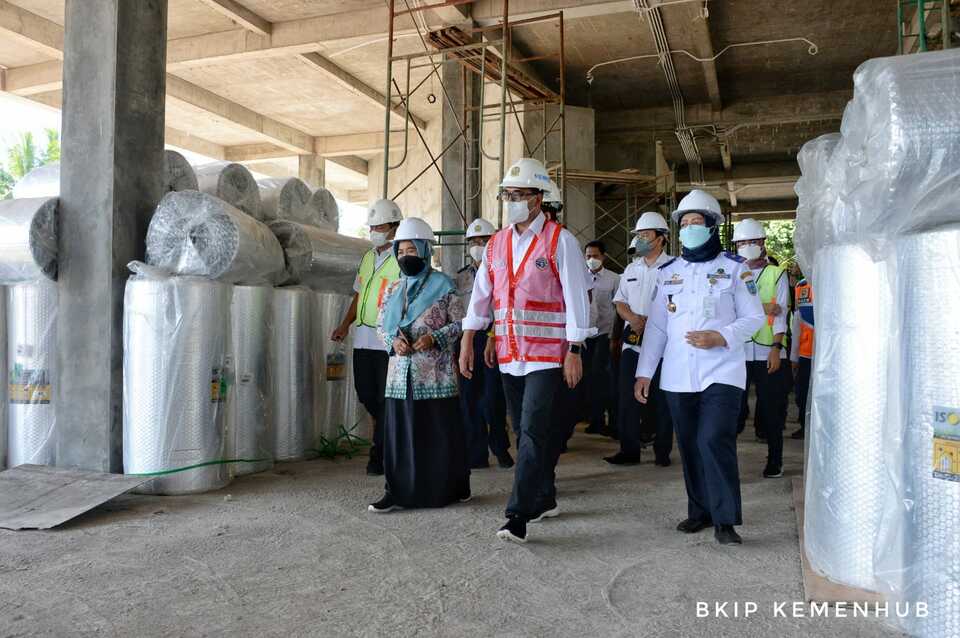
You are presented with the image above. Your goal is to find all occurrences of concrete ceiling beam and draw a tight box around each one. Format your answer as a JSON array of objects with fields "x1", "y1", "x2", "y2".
[
  {"x1": 4, "y1": 60, "x2": 61, "y2": 95},
  {"x1": 0, "y1": 0, "x2": 63, "y2": 59},
  {"x1": 327, "y1": 155, "x2": 370, "y2": 177},
  {"x1": 164, "y1": 127, "x2": 228, "y2": 160},
  {"x1": 194, "y1": 0, "x2": 272, "y2": 37},
  {"x1": 672, "y1": 2, "x2": 721, "y2": 112},
  {"x1": 225, "y1": 143, "x2": 295, "y2": 162},
  {"x1": 315, "y1": 131, "x2": 408, "y2": 157},
  {"x1": 472, "y1": 0, "x2": 635, "y2": 25}
]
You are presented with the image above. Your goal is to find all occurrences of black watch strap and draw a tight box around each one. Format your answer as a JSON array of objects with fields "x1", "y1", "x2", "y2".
[{"x1": 569, "y1": 344, "x2": 582, "y2": 354}]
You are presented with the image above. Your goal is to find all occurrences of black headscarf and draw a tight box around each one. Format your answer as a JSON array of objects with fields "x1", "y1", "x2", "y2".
[{"x1": 681, "y1": 213, "x2": 723, "y2": 263}]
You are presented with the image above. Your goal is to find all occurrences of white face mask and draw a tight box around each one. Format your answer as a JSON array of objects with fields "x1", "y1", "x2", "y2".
[
  {"x1": 370, "y1": 230, "x2": 390, "y2": 247},
  {"x1": 469, "y1": 245, "x2": 485, "y2": 264},
  {"x1": 738, "y1": 244, "x2": 762, "y2": 261},
  {"x1": 586, "y1": 257, "x2": 602, "y2": 271},
  {"x1": 506, "y1": 200, "x2": 532, "y2": 225}
]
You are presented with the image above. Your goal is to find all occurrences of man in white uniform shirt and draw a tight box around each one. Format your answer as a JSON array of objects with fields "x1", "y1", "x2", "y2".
[
  {"x1": 583, "y1": 240, "x2": 620, "y2": 436},
  {"x1": 635, "y1": 190, "x2": 765, "y2": 545},
  {"x1": 607, "y1": 212, "x2": 673, "y2": 466}
]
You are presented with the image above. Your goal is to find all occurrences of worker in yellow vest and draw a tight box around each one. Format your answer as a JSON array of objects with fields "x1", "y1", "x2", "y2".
[
  {"x1": 332, "y1": 198, "x2": 403, "y2": 475},
  {"x1": 790, "y1": 276, "x2": 814, "y2": 439},
  {"x1": 732, "y1": 218, "x2": 791, "y2": 479}
]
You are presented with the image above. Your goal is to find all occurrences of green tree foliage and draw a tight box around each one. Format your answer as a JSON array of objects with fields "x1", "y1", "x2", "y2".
[
  {"x1": 0, "y1": 128, "x2": 60, "y2": 198},
  {"x1": 0, "y1": 166, "x2": 13, "y2": 200},
  {"x1": 42, "y1": 128, "x2": 60, "y2": 164}
]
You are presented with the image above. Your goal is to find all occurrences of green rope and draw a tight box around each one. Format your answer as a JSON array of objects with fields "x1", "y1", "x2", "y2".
[{"x1": 130, "y1": 458, "x2": 269, "y2": 477}]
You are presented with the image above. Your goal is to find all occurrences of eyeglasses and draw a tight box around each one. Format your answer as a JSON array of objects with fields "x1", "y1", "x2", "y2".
[{"x1": 499, "y1": 190, "x2": 538, "y2": 203}]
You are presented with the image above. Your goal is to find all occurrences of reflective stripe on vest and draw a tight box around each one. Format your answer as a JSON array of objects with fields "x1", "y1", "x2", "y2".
[
  {"x1": 487, "y1": 220, "x2": 567, "y2": 365},
  {"x1": 750, "y1": 264, "x2": 786, "y2": 346},
  {"x1": 356, "y1": 249, "x2": 401, "y2": 328},
  {"x1": 796, "y1": 280, "x2": 814, "y2": 358}
]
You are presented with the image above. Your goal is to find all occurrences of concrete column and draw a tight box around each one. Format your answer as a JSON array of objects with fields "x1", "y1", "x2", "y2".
[
  {"x1": 299, "y1": 155, "x2": 325, "y2": 189},
  {"x1": 57, "y1": 0, "x2": 168, "y2": 472},
  {"x1": 440, "y1": 59, "x2": 470, "y2": 275}
]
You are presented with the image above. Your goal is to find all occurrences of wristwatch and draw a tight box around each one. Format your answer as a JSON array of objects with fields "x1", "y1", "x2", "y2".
[
  {"x1": 569, "y1": 344, "x2": 582, "y2": 355},
  {"x1": 771, "y1": 343, "x2": 783, "y2": 350}
]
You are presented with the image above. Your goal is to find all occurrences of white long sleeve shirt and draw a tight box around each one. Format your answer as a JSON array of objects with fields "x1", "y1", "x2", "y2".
[
  {"x1": 613, "y1": 252, "x2": 673, "y2": 353},
  {"x1": 742, "y1": 265, "x2": 789, "y2": 361},
  {"x1": 463, "y1": 212, "x2": 595, "y2": 377},
  {"x1": 636, "y1": 252, "x2": 766, "y2": 392}
]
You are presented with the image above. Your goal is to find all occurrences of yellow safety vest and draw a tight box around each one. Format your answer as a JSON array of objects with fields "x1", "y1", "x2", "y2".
[
  {"x1": 750, "y1": 264, "x2": 786, "y2": 346},
  {"x1": 355, "y1": 249, "x2": 400, "y2": 328}
]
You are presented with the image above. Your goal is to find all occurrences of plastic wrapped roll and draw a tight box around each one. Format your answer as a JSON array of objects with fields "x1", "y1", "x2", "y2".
[
  {"x1": 12, "y1": 163, "x2": 60, "y2": 199},
  {"x1": 313, "y1": 293, "x2": 350, "y2": 446},
  {"x1": 268, "y1": 220, "x2": 371, "y2": 292},
  {"x1": 804, "y1": 244, "x2": 893, "y2": 591},
  {"x1": 257, "y1": 177, "x2": 318, "y2": 225},
  {"x1": 163, "y1": 150, "x2": 199, "y2": 193},
  {"x1": 888, "y1": 228, "x2": 960, "y2": 638},
  {"x1": 194, "y1": 162, "x2": 262, "y2": 220},
  {"x1": 310, "y1": 188, "x2": 339, "y2": 231},
  {"x1": 6, "y1": 281, "x2": 57, "y2": 467},
  {"x1": 146, "y1": 190, "x2": 285, "y2": 285},
  {"x1": 0, "y1": 198, "x2": 58, "y2": 284},
  {"x1": 271, "y1": 287, "x2": 314, "y2": 461},
  {"x1": 226, "y1": 285, "x2": 274, "y2": 476},
  {"x1": 123, "y1": 275, "x2": 232, "y2": 495},
  {"x1": 794, "y1": 133, "x2": 841, "y2": 277},
  {"x1": 0, "y1": 287, "x2": 5, "y2": 469}
]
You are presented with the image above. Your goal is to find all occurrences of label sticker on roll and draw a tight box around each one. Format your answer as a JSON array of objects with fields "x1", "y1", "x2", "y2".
[
  {"x1": 211, "y1": 367, "x2": 227, "y2": 403},
  {"x1": 932, "y1": 406, "x2": 960, "y2": 482},
  {"x1": 8, "y1": 365, "x2": 52, "y2": 404}
]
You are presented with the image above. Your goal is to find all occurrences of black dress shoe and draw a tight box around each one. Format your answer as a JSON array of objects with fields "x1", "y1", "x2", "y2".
[
  {"x1": 762, "y1": 464, "x2": 783, "y2": 478},
  {"x1": 791, "y1": 428, "x2": 805, "y2": 440},
  {"x1": 655, "y1": 457, "x2": 671, "y2": 467},
  {"x1": 368, "y1": 494, "x2": 400, "y2": 513},
  {"x1": 715, "y1": 525, "x2": 742, "y2": 545},
  {"x1": 495, "y1": 452, "x2": 515, "y2": 469},
  {"x1": 496, "y1": 517, "x2": 527, "y2": 543},
  {"x1": 366, "y1": 463, "x2": 384, "y2": 476},
  {"x1": 603, "y1": 452, "x2": 642, "y2": 465},
  {"x1": 676, "y1": 518, "x2": 712, "y2": 533},
  {"x1": 470, "y1": 462, "x2": 490, "y2": 470}
]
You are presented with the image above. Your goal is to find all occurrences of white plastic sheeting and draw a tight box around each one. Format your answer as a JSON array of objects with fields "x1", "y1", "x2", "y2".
[
  {"x1": 163, "y1": 150, "x2": 199, "y2": 193},
  {"x1": 122, "y1": 270, "x2": 232, "y2": 495},
  {"x1": 0, "y1": 198, "x2": 58, "y2": 284},
  {"x1": 0, "y1": 288, "x2": 5, "y2": 469},
  {"x1": 226, "y1": 285, "x2": 274, "y2": 476},
  {"x1": 146, "y1": 190, "x2": 285, "y2": 285},
  {"x1": 793, "y1": 133, "x2": 840, "y2": 276},
  {"x1": 194, "y1": 162, "x2": 262, "y2": 220},
  {"x1": 271, "y1": 287, "x2": 314, "y2": 461},
  {"x1": 310, "y1": 188, "x2": 340, "y2": 231},
  {"x1": 6, "y1": 281, "x2": 57, "y2": 468},
  {"x1": 257, "y1": 177, "x2": 317, "y2": 225},
  {"x1": 268, "y1": 220, "x2": 371, "y2": 292}
]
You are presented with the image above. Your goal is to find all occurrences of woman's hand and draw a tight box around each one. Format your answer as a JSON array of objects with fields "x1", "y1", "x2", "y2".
[
  {"x1": 393, "y1": 335, "x2": 412, "y2": 356},
  {"x1": 413, "y1": 334, "x2": 435, "y2": 352}
]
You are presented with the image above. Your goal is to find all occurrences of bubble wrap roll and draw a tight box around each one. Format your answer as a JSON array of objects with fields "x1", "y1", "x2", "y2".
[
  {"x1": 163, "y1": 150, "x2": 199, "y2": 193},
  {"x1": 268, "y1": 220, "x2": 371, "y2": 292},
  {"x1": 794, "y1": 133, "x2": 841, "y2": 275},
  {"x1": 7, "y1": 281, "x2": 57, "y2": 467},
  {"x1": 194, "y1": 162, "x2": 262, "y2": 220},
  {"x1": 146, "y1": 191, "x2": 285, "y2": 285},
  {"x1": 804, "y1": 244, "x2": 892, "y2": 591},
  {"x1": 257, "y1": 177, "x2": 318, "y2": 225},
  {"x1": 0, "y1": 288, "x2": 5, "y2": 469},
  {"x1": 0, "y1": 198, "x2": 58, "y2": 284},
  {"x1": 892, "y1": 228, "x2": 960, "y2": 638},
  {"x1": 123, "y1": 276, "x2": 232, "y2": 495},
  {"x1": 12, "y1": 163, "x2": 60, "y2": 199},
  {"x1": 271, "y1": 287, "x2": 314, "y2": 461},
  {"x1": 313, "y1": 293, "x2": 350, "y2": 446},
  {"x1": 310, "y1": 188, "x2": 340, "y2": 231},
  {"x1": 226, "y1": 286, "x2": 274, "y2": 476}
]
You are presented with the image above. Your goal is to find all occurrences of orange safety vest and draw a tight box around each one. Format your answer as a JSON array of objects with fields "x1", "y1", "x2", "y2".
[{"x1": 795, "y1": 279, "x2": 814, "y2": 358}]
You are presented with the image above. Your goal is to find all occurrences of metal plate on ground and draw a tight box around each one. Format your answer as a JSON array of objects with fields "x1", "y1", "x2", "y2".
[{"x1": 0, "y1": 464, "x2": 149, "y2": 530}]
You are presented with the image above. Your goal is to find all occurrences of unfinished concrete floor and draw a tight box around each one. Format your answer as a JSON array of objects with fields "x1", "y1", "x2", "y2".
[{"x1": 0, "y1": 427, "x2": 901, "y2": 637}]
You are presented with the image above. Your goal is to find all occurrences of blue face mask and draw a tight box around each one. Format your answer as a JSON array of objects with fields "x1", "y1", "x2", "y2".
[{"x1": 679, "y1": 224, "x2": 711, "y2": 249}]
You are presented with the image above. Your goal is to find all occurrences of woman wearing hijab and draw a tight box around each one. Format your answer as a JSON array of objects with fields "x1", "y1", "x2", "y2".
[{"x1": 369, "y1": 217, "x2": 470, "y2": 512}]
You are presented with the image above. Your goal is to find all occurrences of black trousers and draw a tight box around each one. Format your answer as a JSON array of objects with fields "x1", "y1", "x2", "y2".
[
  {"x1": 501, "y1": 368, "x2": 563, "y2": 520},
  {"x1": 795, "y1": 356, "x2": 812, "y2": 429},
  {"x1": 458, "y1": 331, "x2": 510, "y2": 466},
  {"x1": 739, "y1": 360, "x2": 790, "y2": 468},
  {"x1": 665, "y1": 383, "x2": 743, "y2": 526},
  {"x1": 353, "y1": 348, "x2": 389, "y2": 466},
  {"x1": 583, "y1": 334, "x2": 616, "y2": 430},
  {"x1": 617, "y1": 351, "x2": 673, "y2": 460}
]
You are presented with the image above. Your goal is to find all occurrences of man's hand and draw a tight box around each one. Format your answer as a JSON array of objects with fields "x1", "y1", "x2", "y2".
[
  {"x1": 459, "y1": 332, "x2": 475, "y2": 378},
  {"x1": 629, "y1": 315, "x2": 646, "y2": 335},
  {"x1": 413, "y1": 334, "x2": 435, "y2": 352},
  {"x1": 563, "y1": 350, "x2": 583, "y2": 389},
  {"x1": 393, "y1": 335, "x2": 412, "y2": 356},
  {"x1": 635, "y1": 377, "x2": 651, "y2": 404},
  {"x1": 331, "y1": 322, "x2": 349, "y2": 342},
  {"x1": 484, "y1": 334, "x2": 497, "y2": 368},
  {"x1": 763, "y1": 302, "x2": 782, "y2": 316},
  {"x1": 767, "y1": 347, "x2": 781, "y2": 373},
  {"x1": 685, "y1": 330, "x2": 727, "y2": 349}
]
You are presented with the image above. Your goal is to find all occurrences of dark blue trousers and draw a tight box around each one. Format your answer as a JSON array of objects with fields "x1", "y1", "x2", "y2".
[
  {"x1": 618, "y1": 351, "x2": 672, "y2": 460},
  {"x1": 795, "y1": 357, "x2": 811, "y2": 429},
  {"x1": 458, "y1": 331, "x2": 510, "y2": 467},
  {"x1": 502, "y1": 368, "x2": 563, "y2": 519},
  {"x1": 584, "y1": 334, "x2": 616, "y2": 430},
  {"x1": 665, "y1": 383, "x2": 744, "y2": 526}
]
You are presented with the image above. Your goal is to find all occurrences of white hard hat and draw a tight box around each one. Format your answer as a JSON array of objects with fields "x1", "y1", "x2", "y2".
[
  {"x1": 627, "y1": 236, "x2": 639, "y2": 255},
  {"x1": 465, "y1": 218, "x2": 496, "y2": 239},
  {"x1": 672, "y1": 189, "x2": 724, "y2": 224},
  {"x1": 367, "y1": 198, "x2": 403, "y2": 226},
  {"x1": 543, "y1": 179, "x2": 562, "y2": 204},
  {"x1": 634, "y1": 211, "x2": 669, "y2": 233},
  {"x1": 393, "y1": 217, "x2": 434, "y2": 242},
  {"x1": 500, "y1": 157, "x2": 552, "y2": 191},
  {"x1": 732, "y1": 218, "x2": 766, "y2": 242}
]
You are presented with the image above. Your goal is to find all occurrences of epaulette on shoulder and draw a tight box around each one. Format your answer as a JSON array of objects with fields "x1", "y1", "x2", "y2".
[
  {"x1": 658, "y1": 257, "x2": 678, "y2": 270},
  {"x1": 723, "y1": 251, "x2": 746, "y2": 263}
]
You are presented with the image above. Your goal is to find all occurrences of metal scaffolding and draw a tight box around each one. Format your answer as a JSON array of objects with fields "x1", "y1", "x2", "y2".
[{"x1": 380, "y1": 0, "x2": 568, "y2": 232}]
